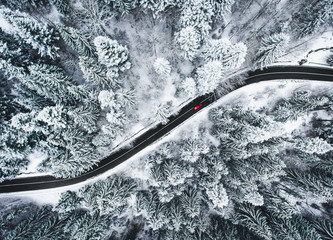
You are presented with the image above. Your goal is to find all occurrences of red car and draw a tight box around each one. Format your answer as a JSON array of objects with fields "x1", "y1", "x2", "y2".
[{"x1": 194, "y1": 103, "x2": 202, "y2": 110}]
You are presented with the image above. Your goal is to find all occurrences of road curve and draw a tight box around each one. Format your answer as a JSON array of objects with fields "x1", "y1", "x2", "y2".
[{"x1": 1, "y1": 65, "x2": 333, "y2": 193}]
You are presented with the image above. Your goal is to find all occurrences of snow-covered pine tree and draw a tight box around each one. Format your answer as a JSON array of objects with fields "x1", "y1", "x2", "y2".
[
  {"x1": 139, "y1": 0, "x2": 181, "y2": 18},
  {"x1": 0, "y1": 7, "x2": 59, "y2": 59},
  {"x1": 1, "y1": 0, "x2": 48, "y2": 11},
  {"x1": 196, "y1": 60, "x2": 224, "y2": 95},
  {"x1": 153, "y1": 57, "x2": 171, "y2": 76},
  {"x1": 98, "y1": 89, "x2": 116, "y2": 110},
  {"x1": 50, "y1": 0, "x2": 70, "y2": 14},
  {"x1": 293, "y1": 137, "x2": 333, "y2": 154},
  {"x1": 100, "y1": 125, "x2": 118, "y2": 140},
  {"x1": 168, "y1": 200, "x2": 184, "y2": 232},
  {"x1": 79, "y1": 56, "x2": 111, "y2": 90},
  {"x1": 36, "y1": 105, "x2": 68, "y2": 130},
  {"x1": 236, "y1": 203, "x2": 273, "y2": 240},
  {"x1": 57, "y1": 25, "x2": 96, "y2": 58},
  {"x1": 293, "y1": 0, "x2": 333, "y2": 38},
  {"x1": 180, "y1": 0, "x2": 214, "y2": 37},
  {"x1": 106, "y1": 109, "x2": 128, "y2": 126},
  {"x1": 10, "y1": 111, "x2": 37, "y2": 133},
  {"x1": 80, "y1": 176, "x2": 136, "y2": 214},
  {"x1": 222, "y1": 42, "x2": 247, "y2": 69},
  {"x1": 203, "y1": 38, "x2": 247, "y2": 69},
  {"x1": 175, "y1": 26, "x2": 201, "y2": 60},
  {"x1": 115, "y1": 88, "x2": 136, "y2": 107},
  {"x1": 203, "y1": 38, "x2": 231, "y2": 62},
  {"x1": 74, "y1": 0, "x2": 113, "y2": 36},
  {"x1": 0, "y1": 38, "x2": 28, "y2": 69},
  {"x1": 94, "y1": 36, "x2": 131, "y2": 72},
  {"x1": 179, "y1": 77, "x2": 197, "y2": 98},
  {"x1": 209, "y1": 0, "x2": 235, "y2": 22},
  {"x1": 273, "y1": 91, "x2": 330, "y2": 122},
  {"x1": 180, "y1": 187, "x2": 201, "y2": 218},
  {"x1": 27, "y1": 64, "x2": 83, "y2": 105},
  {"x1": 198, "y1": 154, "x2": 228, "y2": 187},
  {"x1": 55, "y1": 191, "x2": 82, "y2": 214},
  {"x1": 285, "y1": 168, "x2": 332, "y2": 199},
  {"x1": 67, "y1": 211, "x2": 108, "y2": 240},
  {"x1": 255, "y1": 32, "x2": 290, "y2": 70},
  {"x1": 263, "y1": 189, "x2": 299, "y2": 220},
  {"x1": 180, "y1": 138, "x2": 209, "y2": 163},
  {"x1": 111, "y1": 0, "x2": 137, "y2": 16},
  {"x1": 153, "y1": 102, "x2": 171, "y2": 125},
  {"x1": 205, "y1": 183, "x2": 229, "y2": 210},
  {"x1": 68, "y1": 105, "x2": 100, "y2": 133}
]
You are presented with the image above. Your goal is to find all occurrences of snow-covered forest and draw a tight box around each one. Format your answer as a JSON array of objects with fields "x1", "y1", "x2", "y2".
[{"x1": 0, "y1": 0, "x2": 333, "y2": 239}]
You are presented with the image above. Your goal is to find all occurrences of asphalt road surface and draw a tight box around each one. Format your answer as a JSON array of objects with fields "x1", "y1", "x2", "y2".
[{"x1": 1, "y1": 65, "x2": 333, "y2": 193}]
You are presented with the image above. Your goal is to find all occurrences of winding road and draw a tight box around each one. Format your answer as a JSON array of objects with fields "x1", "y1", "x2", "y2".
[{"x1": 1, "y1": 65, "x2": 333, "y2": 193}]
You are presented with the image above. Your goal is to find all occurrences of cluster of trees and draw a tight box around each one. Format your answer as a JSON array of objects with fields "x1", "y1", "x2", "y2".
[
  {"x1": 0, "y1": 2, "x2": 137, "y2": 180},
  {"x1": 175, "y1": 37, "x2": 247, "y2": 98},
  {"x1": 1, "y1": 90, "x2": 333, "y2": 239},
  {"x1": 254, "y1": 32, "x2": 290, "y2": 70},
  {"x1": 292, "y1": 0, "x2": 333, "y2": 38},
  {"x1": 175, "y1": 0, "x2": 235, "y2": 60}
]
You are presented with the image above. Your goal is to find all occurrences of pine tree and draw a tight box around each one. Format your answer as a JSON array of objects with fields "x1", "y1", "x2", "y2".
[
  {"x1": 80, "y1": 176, "x2": 136, "y2": 214},
  {"x1": 79, "y1": 56, "x2": 113, "y2": 90},
  {"x1": 181, "y1": 187, "x2": 201, "y2": 218},
  {"x1": 168, "y1": 201, "x2": 184, "y2": 231},
  {"x1": 153, "y1": 57, "x2": 171, "y2": 76},
  {"x1": 263, "y1": 190, "x2": 299, "y2": 219},
  {"x1": 312, "y1": 219, "x2": 333, "y2": 240},
  {"x1": 27, "y1": 64, "x2": 84, "y2": 105},
  {"x1": 68, "y1": 211, "x2": 108, "y2": 240},
  {"x1": 236, "y1": 203, "x2": 273, "y2": 240},
  {"x1": 1, "y1": 0, "x2": 48, "y2": 11},
  {"x1": 111, "y1": 0, "x2": 137, "y2": 16},
  {"x1": 205, "y1": 183, "x2": 229, "y2": 209},
  {"x1": 68, "y1": 105, "x2": 100, "y2": 133},
  {"x1": 203, "y1": 38, "x2": 247, "y2": 69},
  {"x1": 10, "y1": 111, "x2": 37, "y2": 133},
  {"x1": 0, "y1": 7, "x2": 59, "y2": 59},
  {"x1": 55, "y1": 191, "x2": 82, "y2": 213},
  {"x1": 273, "y1": 91, "x2": 330, "y2": 122},
  {"x1": 222, "y1": 42, "x2": 247, "y2": 69},
  {"x1": 153, "y1": 102, "x2": 171, "y2": 125},
  {"x1": 272, "y1": 216, "x2": 323, "y2": 240},
  {"x1": 255, "y1": 33, "x2": 290, "y2": 70},
  {"x1": 139, "y1": 0, "x2": 181, "y2": 18},
  {"x1": 101, "y1": 123, "x2": 124, "y2": 139},
  {"x1": 180, "y1": 0, "x2": 214, "y2": 36},
  {"x1": 73, "y1": 0, "x2": 112, "y2": 36},
  {"x1": 94, "y1": 36, "x2": 131, "y2": 71},
  {"x1": 175, "y1": 26, "x2": 201, "y2": 60},
  {"x1": 196, "y1": 60, "x2": 224, "y2": 95},
  {"x1": 293, "y1": 0, "x2": 333, "y2": 38},
  {"x1": 203, "y1": 38, "x2": 231, "y2": 62},
  {"x1": 285, "y1": 168, "x2": 332, "y2": 199},
  {"x1": 57, "y1": 25, "x2": 96, "y2": 58},
  {"x1": 179, "y1": 77, "x2": 197, "y2": 98},
  {"x1": 115, "y1": 88, "x2": 136, "y2": 107},
  {"x1": 4, "y1": 206, "x2": 65, "y2": 240},
  {"x1": 180, "y1": 138, "x2": 209, "y2": 162},
  {"x1": 209, "y1": 0, "x2": 235, "y2": 21},
  {"x1": 50, "y1": 0, "x2": 70, "y2": 14},
  {"x1": 106, "y1": 109, "x2": 128, "y2": 126},
  {"x1": 293, "y1": 137, "x2": 333, "y2": 154},
  {"x1": 36, "y1": 105, "x2": 68, "y2": 130}
]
